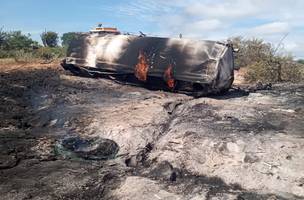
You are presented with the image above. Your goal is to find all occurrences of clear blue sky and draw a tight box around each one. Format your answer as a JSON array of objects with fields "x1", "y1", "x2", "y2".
[
  {"x1": 0, "y1": 0, "x2": 159, "y2": 37},
  {"x1": 1, "y1": 0, "x2": 303, "y2": 58}
]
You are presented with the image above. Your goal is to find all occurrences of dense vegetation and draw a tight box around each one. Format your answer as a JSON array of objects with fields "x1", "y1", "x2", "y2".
[
  {"x1": 41, "y1": 31, "x2": 59, "y2": 47},
  {"x1": 61, "y1": 32, "x2": 81, "y2": 47},
  {"x1": 0, "y1": 30, "x2": 38, "y2": 58},
  {"x1": 0, "y1": 29, "x2": 75, "y2": 62},
  {"x1": 0, "y1": 28, "x2": 303, "y2": 83},
  {"x1": 229, "y1": 36, "x2": 304, "y2": 83}
]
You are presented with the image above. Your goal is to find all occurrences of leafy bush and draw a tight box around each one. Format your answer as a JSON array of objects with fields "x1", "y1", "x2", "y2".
[
  {"x1": 0, "y1": 30, "x2": 38, "y2": 58},
  {"x1": 36, "y1": 47, "x2": 66, "y2": 61},
  {"x1": 298, "y1": 59, "x2": 304, "y2": 65},
  {"x1": 6, "y1": 31, "x2": 38, "y2": 50},
  {"x1": 281, "y1": 61, "x2": 304, "y2": 83},
  {"x1": 245, "y1": 59, "x2": 303, "y2": 83},
  {"x1": 244, "y1": 61, "x2": 273, "y2": 82},
  {"x1": 61, "y1": 32, "x2": 81, "y2": 47},
  {"x1": 229, "y1": 36, "x2": 304, "y2": 83},
  {"x1": 41, "y1": 31, "x2": 58, "y2": 47},
  {"x1": 0, "y1": 29, "x2": 66, "y2": 62},
  {"x1": 13, "y1": 50, "x2": 38, "y2": 63},
  {"x1": 229, "y1": 37, "x2": 273, "y2": 69},
  {"x1": 0, "y1": 28, "x2": 6, "y2": 46}
]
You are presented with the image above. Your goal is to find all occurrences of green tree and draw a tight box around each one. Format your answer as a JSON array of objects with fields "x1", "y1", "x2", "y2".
[
  {"x1": 0, "y1": 28, "x2": 6, "y2": 46},
  {"x1": 61, "y1": 32, "x2": 80, "y2": 47},
  {"x1": 41, "y1": 31, "x2": 58, "y2": 47},
  {"x1": 297, "y1": 59, "x2": 304, "y2": 64},
  {"x1": 0, "y1": 30, "x2": 38, "y2": 58},
  {"x1": 5, "y1": 31, "x2": 37, "y2": 50}
]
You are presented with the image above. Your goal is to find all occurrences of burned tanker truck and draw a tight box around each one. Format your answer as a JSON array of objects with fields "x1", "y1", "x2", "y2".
[{"x1": 61, "y1": 25, "x2": 235, "y2": 96}]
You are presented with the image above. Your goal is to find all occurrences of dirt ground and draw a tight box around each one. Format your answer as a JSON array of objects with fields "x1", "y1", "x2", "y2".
[{"x1": 0, "y1": 63, "x2": 303, "y2": 200}]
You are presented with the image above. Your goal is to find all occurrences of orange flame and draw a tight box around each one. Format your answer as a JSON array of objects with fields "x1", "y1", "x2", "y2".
[
  {"x1": 164, "y1": 64, "x2": 175, "y2": 89},
  {"x1": 135, "y1": 51, "x2": 149, "y2": 81}
]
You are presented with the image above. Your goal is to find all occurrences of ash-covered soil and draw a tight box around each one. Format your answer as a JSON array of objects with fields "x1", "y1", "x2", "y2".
[{"x1": 0, "y1": 64, "x2": 303, "y2": 200}]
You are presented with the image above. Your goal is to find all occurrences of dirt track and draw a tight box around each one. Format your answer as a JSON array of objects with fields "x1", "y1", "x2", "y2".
[{"x1": 0, "y1": 63, "x2": 303, "y2": 200}]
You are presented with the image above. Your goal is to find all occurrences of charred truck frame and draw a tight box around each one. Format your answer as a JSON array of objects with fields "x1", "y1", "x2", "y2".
[{"x1": 61, "y1": 26, "x2": 235, "y2": 96}]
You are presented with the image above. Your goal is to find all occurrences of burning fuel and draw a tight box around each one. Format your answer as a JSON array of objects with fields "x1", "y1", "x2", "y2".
[
  {"x1": 135, "y1": 50, "x2": 149, "y2": 82},
  {"x1": 163, "y1": 64, "x2": 175, "y2": 89}
]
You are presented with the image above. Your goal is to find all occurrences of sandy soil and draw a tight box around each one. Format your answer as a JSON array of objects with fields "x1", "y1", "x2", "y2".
[{"x1": 0, "y1": 63, "x2": 303, "y2": 200}]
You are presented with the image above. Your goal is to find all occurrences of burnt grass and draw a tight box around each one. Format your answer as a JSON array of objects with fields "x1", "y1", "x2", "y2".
[
  {"x1": 0, "y1": 66, "x2": 128, "y2": 199},
  {"x1": 0, "y1": 64, "x2": 303, "y2": 199},
  {"x1": 125, "y1": 102, "x2": 301, "y2": 200}
]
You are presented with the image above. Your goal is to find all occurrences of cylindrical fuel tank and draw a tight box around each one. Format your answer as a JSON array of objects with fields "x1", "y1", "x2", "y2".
[{"x1": 62, "y1": 33, "x2": 234, "y2": 95}]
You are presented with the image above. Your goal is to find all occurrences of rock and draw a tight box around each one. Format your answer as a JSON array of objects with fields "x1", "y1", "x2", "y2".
[
  {"x1": 48, "y1": 119, "x2": 58, "y2": 127},
  {"x1": 56, "y1": 136, "x2": 119, "y2": 160},
  {"x1": 0, "y1": 155, "x2": 18, "y2": 169},
  {"x1": 149, "y1": 161, "x2": 177, "y2": 182},
  {"x1": 125, "y1": 155, "x2": 138, "y2": 167},
  {"x1": 244, "y1": 154, "x2": 260, "y2": 163},
  {"x1": 248, "y1": 82, "x2": 272, "y2": 92}
]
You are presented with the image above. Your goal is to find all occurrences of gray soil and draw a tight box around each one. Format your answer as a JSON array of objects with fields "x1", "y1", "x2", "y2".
[{"x1": 0, "y1": 64, "x2": 303, "y2": 200}]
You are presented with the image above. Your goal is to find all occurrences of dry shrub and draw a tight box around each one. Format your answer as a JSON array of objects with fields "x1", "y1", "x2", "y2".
[
  {"x1": 229, "y1": 36, "x2": 304, "y2": 83},
  {"x1": 244, "y1": 58, "x2": 304, "y2": 83},
  {"x1": 244, "y1": 61, "x2": 274, "y2": 82},
  {"x1": 14, "y1": 50, "x2": 38, "y2": 63},
  {"x1": 281, "y1": 62, "x2": 304, "y2": 83},
  {"x1": 36, "y1": 47, "x2": 66, "y2": 62}
]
